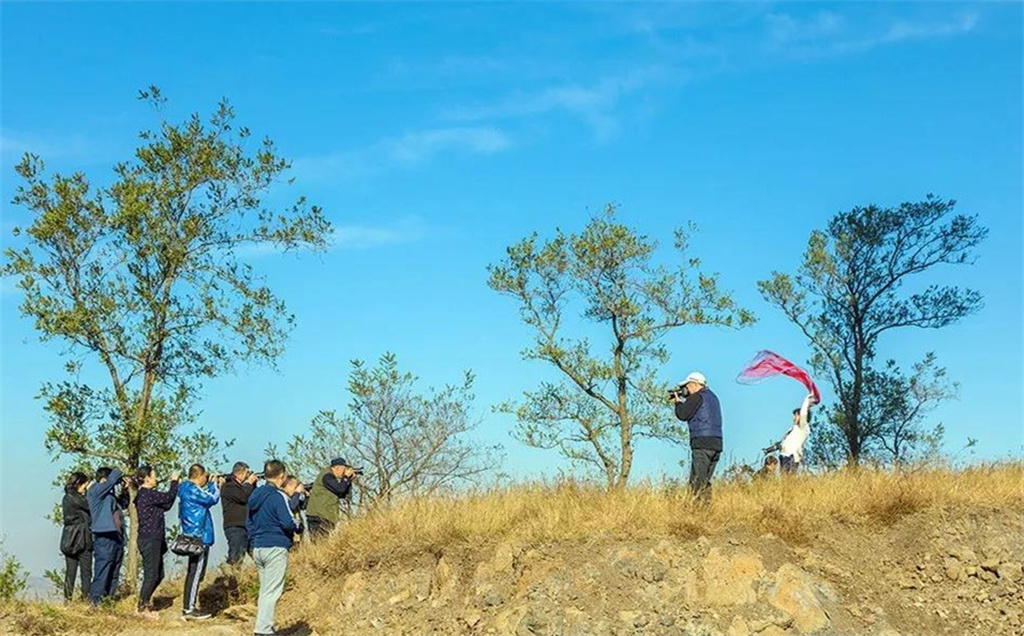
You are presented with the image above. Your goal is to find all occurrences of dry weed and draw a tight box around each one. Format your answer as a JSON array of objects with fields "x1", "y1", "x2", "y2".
[{"x1": 296, "y1": 462, "x2": 1023, "y2": 575}]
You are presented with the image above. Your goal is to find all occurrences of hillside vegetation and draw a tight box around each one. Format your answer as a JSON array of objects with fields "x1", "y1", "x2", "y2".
[{"x1": 4, "y1": 463, "x2": 1022, "y2": 636}]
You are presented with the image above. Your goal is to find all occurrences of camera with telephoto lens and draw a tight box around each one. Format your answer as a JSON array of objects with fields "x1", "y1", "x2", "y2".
[{"x1": 667, "y1": 384, "x2": 690, "y2": 402}]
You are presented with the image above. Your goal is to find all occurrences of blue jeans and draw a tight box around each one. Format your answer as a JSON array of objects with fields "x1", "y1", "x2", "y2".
[
  {"x1": 89, "y1": 532, "x2": 124, "y2": 604},
  {"x1": 224, "y1": 526, "x2": 249, "y2": 564}
]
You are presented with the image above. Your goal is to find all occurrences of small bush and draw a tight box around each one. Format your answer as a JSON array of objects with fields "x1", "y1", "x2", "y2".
[{"x1": 0, "y1": 551, "x2": 28, "y2": 604}]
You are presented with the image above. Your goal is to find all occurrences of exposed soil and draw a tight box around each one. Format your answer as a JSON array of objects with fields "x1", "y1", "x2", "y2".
[{"x1": 3, "y1": 506, "x2": 1021, "y2": 636}]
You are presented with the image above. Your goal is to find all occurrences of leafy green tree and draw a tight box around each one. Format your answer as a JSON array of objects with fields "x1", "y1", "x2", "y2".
[
  {"x1": 272, "y1": 353, "x2": 501, "y2": 507},
  {"x1": 806, "y1": 354, "x2": 950, "y2": 467},
  {"x1": 487, "y1": 206, "x2": 754, "y2": 488},
  {"x1": 2, "y1": 87, "x2": 331, "y2": 586},
  {"x1": 759, "y1": 196, "x2": 985, "y2": 465}
]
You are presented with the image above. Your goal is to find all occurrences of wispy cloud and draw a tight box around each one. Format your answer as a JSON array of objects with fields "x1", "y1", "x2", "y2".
[
  {"x1": 238, "y1": 216, "x2": 427, "y2": 258},
  {"x1": 441, "y1": 65, "x2": 678, "y2": 142},
  {"x1": 765, "y1": 10, "x2": 980, "y2": 58},
  {"x1": 330, "y1": 216, "x2": 427, "y2": 250},
  {"x1": 384, "y1": 127, "x2": 511, "y2": 163},
  {"x1": 0, "y1": 279, "x2": 22, "y2": 301},
  {"x1": 0, "y1": 130, "x2": 107, "y2": 162},
  {"x1": 294, "y1": 126, "x2": 512, "y2": 181}
]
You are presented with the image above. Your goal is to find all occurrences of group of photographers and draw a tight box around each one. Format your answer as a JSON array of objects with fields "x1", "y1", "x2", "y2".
[{"x1": 59, "y1": 456, "x2": 356, "y2": 634}]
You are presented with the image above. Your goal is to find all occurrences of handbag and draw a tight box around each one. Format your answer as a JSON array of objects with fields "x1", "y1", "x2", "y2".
[
  {"x1": 169, "y1": 533, "x2": 205, "y2": 557},
  {"x1": 60, "y1": 524, "x2": 89, "y2": 557}
]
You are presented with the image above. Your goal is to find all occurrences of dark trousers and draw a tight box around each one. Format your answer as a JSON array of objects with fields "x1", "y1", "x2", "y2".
[
  {"x1": 137, "y1": 536, "x2": 166, "y2": 609},
  {"x1": 89, "y1": 532, "x2": 124, "y2": 604},
  {"x1": 182, "y1": 547, "x2": 209, "y2": 613},
  {"x1": 306, "y1": 516, "x2": 335, "y2": 539},
  {"x1": 224, "y1": 526, "x2": 248, "y2": 565},
  {"x1": 780, "y1": 454, "x2": 797, "y2": 473},
  {"x1": 63, "y1": 550, "x2": 92, "y2": 601},
  {"x1": 689, "y1": 447, "x2": 721, "y2": 502}
]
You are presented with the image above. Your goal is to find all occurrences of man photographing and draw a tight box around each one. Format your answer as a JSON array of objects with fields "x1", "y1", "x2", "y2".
[
  {"x1": 672, "y1": 371, "x2": 723, "y2": 503},
  {"x1": 304, "y1": 457, "x2": 355, "y2": 538},
  {"x1": 221, "y1": 461, "x2": 259, "y2": 565},
  {"x1": 248, "y1": 459, "x2": 299, "y2": 636}
]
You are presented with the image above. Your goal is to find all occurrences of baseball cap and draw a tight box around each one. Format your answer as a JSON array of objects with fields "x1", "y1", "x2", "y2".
[
  {"x1": 684, "y1": 372, "x2": 707, "y2": 386},
  {"x1": 330, "y1": 457, "x2": 349, "y2": 467}
]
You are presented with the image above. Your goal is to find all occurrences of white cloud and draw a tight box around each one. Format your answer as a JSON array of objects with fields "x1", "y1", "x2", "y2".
[
  {"x1": 0, "y1": 131, "x2": 104, "y2": 162},
  {"x1": 441, "y1": 66, "x2": 677, "y2": 142},
  {"x1": 764, "y1": 10, "x2": 980, "y2": 58},
  {"x1": 294, "y1": 126, "x2": 512, "y2": 181},
  {"x1": 330, "y1": 216, "x2": 426, "y2": 250},
  {"x1": 384, "y1": 127, "x2": 511, "y2": 164}
]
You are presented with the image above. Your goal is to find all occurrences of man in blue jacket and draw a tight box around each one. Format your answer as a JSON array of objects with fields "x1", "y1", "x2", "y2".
[
  {"x1": 248, "y1": 459, "x2": 300, "y2": 636},
  {"x1": 177, "y1": 463, "x2": 222, "y2": 619},
  {"x1": 86, "y1": 466, "x2": 129, "y2": 605},
  {"x1": 673, "y1": 371, "x2": 723, "y2": 503}
]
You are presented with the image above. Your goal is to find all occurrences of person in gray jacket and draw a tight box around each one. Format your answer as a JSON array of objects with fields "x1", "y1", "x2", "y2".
[{"x1": 86, "y1": 467, "x2": 129, "y2": 604}]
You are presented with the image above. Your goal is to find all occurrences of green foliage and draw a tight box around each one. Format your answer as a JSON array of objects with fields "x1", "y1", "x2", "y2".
[
  {"x1": 0, "y1": 545, "x2": 28, "y2": 604},
  {"x1": 2, "y1": 86, "x2": 330, "y2": 584},
  {"x1": 42, "y1": 569, "x2": 64, "y2": 597},
  {"x1": 3, "y1": 86, "x2": 328, "y2": 471},
  {"x1": 488, "y1": 205, "x2": 754, "y2": 487},
  {"x1": 760, "y1": 196, "x2": 985, "y2": 464},
  {"x1": 276, "y1": 352, "x2": 501, "y2": 506}
]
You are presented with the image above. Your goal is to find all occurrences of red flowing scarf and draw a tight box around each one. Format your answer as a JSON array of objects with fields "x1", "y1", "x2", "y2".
[{"x1": 736, "y1": 350, "x2": 820, "y2": 402}]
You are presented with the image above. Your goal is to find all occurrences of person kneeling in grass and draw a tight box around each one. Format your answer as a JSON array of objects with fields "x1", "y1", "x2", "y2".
[{"x1": 248, "y1": 459, "x2": 300, "y2": 636}]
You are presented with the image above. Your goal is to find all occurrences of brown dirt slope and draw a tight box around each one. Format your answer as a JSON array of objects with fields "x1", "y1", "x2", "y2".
[{"x1": 271, "y1": 506, "x2": 1021, "y2": 636}]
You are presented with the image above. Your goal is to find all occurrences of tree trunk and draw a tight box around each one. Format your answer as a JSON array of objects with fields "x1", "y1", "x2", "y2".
[
  {"x1": 126, "y1": 488, "x2": 139, "y2": 594},
  {"x1": 613, "y1": 343, "x2": 631, "y2": 489}
]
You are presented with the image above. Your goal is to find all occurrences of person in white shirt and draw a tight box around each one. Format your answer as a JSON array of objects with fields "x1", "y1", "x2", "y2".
[{"x1": 764, "y1": 394, "x2": 817, "y2": 473}]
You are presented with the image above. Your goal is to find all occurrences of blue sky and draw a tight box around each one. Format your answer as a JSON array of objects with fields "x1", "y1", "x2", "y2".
[{"x1": 1, "y1": 2, "x2": 1021, "y2": 577}]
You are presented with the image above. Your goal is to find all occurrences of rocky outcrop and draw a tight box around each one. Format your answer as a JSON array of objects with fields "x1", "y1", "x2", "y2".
[{"x1": 280, "y1": 509, "x2": 1022, "y2": 636}]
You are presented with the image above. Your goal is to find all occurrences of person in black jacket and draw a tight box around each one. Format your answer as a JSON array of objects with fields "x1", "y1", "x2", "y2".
[
  {"x1": 133, "y1": 465, "x2": 180, "y2": 615},
  {"x1": 221, "y1": 461, "x2": 258, "y2": 565},
  {"x1": 60, "y1": 472, "x2": 93, "y2": 602}
]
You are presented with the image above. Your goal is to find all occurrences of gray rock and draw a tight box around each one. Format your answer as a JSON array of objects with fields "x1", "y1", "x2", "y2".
[
  {"x1": 484, "y1": 590, "x2": 505, "y2": 607},
  {"x1": 997, "y1": 562, "x2": 1023, "y2": 583},
  {"x1": 981, "y1": 559, "x2": 1000, "y2": 573},
  {"x1": 517, "y1": 610, "x2": 548, "y2": 635}
]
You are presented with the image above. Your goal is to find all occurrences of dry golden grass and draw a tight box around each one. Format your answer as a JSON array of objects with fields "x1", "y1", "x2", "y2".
[{"x1": 298, "y1": 462, "x2": 1024, "y2": 576}]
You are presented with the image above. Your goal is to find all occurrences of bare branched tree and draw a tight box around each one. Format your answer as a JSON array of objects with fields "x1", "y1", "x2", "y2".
[{"x1": 273, "y1": 353, "x2": 502, "y2": 507}]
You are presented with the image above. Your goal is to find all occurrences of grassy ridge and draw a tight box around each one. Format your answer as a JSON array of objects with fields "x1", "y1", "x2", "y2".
[{"x1": 299, "y1": 462, "x2": 1024, "y2": 575}]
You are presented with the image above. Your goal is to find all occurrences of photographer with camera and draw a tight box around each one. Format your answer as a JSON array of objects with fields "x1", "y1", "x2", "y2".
[
  {"x1": 247, "y1": 459, "x2": 299, "y2": 636},
  {"x1": 177, "y1": 464, "x2": 222, "y2": 620},
  {"x1": 133, "y1": 465, "x2": 179, "y2": 616},
  {"x1": 671, "y1": 371, "x2": 723, "y2": 503},
  {"x1": 221, "y1": 461, "x2": 259, "y2": 565},
  {"x1": 304, "y1": 457, "x2": 356, "y2": 539},
  {"x1": 86, "y1": 466, "x2": 129, "y2": 605}
]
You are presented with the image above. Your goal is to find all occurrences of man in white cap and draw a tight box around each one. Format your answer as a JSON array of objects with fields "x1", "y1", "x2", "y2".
[{"x1": 672, "y1": 371, "x2": 723, "y2": 502}]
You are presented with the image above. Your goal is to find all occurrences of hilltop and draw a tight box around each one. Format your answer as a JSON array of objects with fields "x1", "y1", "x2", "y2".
[{"x1": 3, "y1": 464, "x2": 1022, "y2": 636}]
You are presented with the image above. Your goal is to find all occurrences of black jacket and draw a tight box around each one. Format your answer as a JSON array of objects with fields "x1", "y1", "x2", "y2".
[
  {"x1": 221, "y1": 476, "x2": 255, "y2": 529},
  {"x1": 61, "y1": 491, "x2": 92, "y2": 556},
  {"x1": 135, "y1": 481, "x2": 179, "y2": 539}
]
